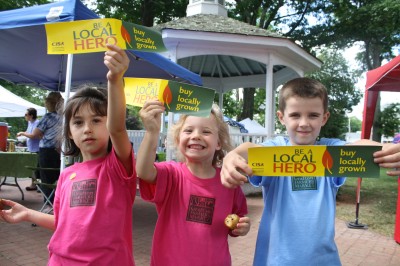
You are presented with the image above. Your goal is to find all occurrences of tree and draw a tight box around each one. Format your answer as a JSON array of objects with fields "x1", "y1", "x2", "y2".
[
  {"x1": 214, "y1": 89, "x2": 243, "y2": 119},
  {"x1": 230, "y1": 1, "x2": 400, "y2": 141},
  {"x1": 306, "y1": 49, "x2": 361, "y2": 138},
  {"x1": 0, "y1": 0, "x2": 49, "y2": 11},
  {"x1": 126, "y1": 106, "x2": 143, "y2": 130},
  {"x1": 93, "y1": 0, "x2": 188, "y2": 26},
  {"x1": 289, "y1": 0, "x2": 400, "y2": 141},
  {"x1": 350, "y1": 116, "x2": 362, "y2": 132},
  {"x1": 379, "y1": 103, "x2": 400, "y2": 138}
]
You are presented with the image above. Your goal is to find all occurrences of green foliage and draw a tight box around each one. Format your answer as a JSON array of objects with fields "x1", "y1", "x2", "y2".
[
  {"x1": 378, "y1": 103, "x2": 400, "y2": 138},
  {"x1": 350, "y1": 116, "x2": 361, "y2": 132},
  {"x1": 0, "y1": 0, "x2": 49, "y2": 11},
  {"x1": 94, "y1": 0, "x2": 188, "y2": 26},
  {"x1": 306, "y1": 49, "x2": 362, "y2": 138},
  {"x1": 214, "y1": 90, "x2": 242, "y2": 120},
  {"x1": 126, "y1": 106, "x2": 143, "y2": 130}
]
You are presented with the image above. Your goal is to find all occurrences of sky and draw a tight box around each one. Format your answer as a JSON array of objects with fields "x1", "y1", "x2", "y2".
[{"x1": 344, "y1": 45, "x2": 400, "y2": 120}]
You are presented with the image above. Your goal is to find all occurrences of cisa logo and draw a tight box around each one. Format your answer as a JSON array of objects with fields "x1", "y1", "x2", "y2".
[
  {"x1": 252, "y1": 162, "x2": 264, "y2": 167},
  {"x1": 52, "y1": 42, "x2": 64, "y2": 46}
]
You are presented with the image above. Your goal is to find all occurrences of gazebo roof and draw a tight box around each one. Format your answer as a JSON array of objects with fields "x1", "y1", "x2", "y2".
[
  {"x1": 154, "y1": 14, "x2": 284, "y2": 39},
  {"x1": 154, "y1": 14, "x2": 320, "y2": 92}
]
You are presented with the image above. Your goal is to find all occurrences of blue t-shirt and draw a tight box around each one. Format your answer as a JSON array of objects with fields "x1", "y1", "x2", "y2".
[
  {"x1": 36, "y1": 112, "x2": 62, "y2": 149},
  {"x1": 249, "y1": 136, "x2": 346, "y2": 266}
]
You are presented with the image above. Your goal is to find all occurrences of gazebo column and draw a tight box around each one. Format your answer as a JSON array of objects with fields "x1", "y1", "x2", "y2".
[
  {"x1": 265, "y1": 55, "x2": 274, "y2": 138},
  {"x1": 218, "y1": 89, "x2": 223, "y2": 109},
  {"x1": 166, "y1": 49, "x2": 178, "y2": 161}
]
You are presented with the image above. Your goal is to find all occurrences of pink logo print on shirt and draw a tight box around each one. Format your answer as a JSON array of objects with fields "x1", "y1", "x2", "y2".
[
  {"x1": 70, "y1": 179, "x2": 97, "y2": 207},
  {"x1": 186, "y1": 195, "x2": 215, "y2": 225}
]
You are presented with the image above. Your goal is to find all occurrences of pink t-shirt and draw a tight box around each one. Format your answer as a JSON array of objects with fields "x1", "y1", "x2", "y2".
[
  {"x1": 48, "y1": 149, "x2": 136, "y2": 265},
  {"x1": 139, "y1": 161, "x2": 248, "y2": 266}
]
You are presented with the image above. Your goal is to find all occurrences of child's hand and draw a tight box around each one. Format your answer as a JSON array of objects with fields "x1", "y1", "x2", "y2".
[
  {"x1": 104, "y1": 44, "x2": 129, "y2": 83},
  {"x1": 221, "y1": 151, "x2": 252, "y2": 188},
  {"x1": 0, "y1": 199, "x2": 29, "y2": 224},
  {"x1": 231, "y1": 216, "x2": 251, "y2": 236},
  {"x1": 139, "y1": 101, "x2": 165, "y2": 134},
  {"x1": 374, "y1": 143, "x2": 400, "y2": 176}
]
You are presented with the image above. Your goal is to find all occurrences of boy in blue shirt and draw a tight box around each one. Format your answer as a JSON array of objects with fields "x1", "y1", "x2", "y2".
[{"x1": 221, "y1": 77, "x2": 400, "y2": 266}]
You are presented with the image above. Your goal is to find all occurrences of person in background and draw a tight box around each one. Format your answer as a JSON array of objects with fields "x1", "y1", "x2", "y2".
[
  {"x1": 17, "y1": 107, "x2": 41, "y2": 191},
  {"x1": 137, "y1": 101, "x2": 250, "y2": 266},
  {"x1": 0, "y1": 44, "x2": 136, "y2": 265},
  {"x1": 32, "y1": 92, "x2": 63, "y2": 207}
]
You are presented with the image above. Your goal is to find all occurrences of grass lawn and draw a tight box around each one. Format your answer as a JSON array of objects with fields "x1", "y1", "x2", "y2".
[{"x1": 336, "y1": 168, "x2": 398, "y2": 237}]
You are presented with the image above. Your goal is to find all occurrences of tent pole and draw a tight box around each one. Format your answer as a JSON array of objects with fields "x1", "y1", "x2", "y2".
[
  {"x1": 60, "y1": 54, "x2": 74, "y2": 171},
  {"x1": 347, "y1": 177, "x2": 368, "y2": 229}
]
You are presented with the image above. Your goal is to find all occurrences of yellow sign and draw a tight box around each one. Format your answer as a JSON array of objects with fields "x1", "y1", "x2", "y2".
[
  {"x1": 45, "y1": 18, "x2": 166, "y2": 54},
  {"x1": 124, "y1": 78, "x2": 215, "y2": 117},
  {"x1": 248, "y1": 145, "x2": 381, "y2": 177},
  {"x1": 124, "y1": 78, "x2": 168, "y2": 106}
]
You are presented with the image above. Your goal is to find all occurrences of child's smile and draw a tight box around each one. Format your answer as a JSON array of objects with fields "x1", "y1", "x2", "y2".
[{"x1": 277, "y1": 96, "x2": 329, "y2": 146}]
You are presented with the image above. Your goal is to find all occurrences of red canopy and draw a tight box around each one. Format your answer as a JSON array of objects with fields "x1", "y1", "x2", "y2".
[
  {"x1": 361, "y1": 55, "x2": 400, "y2": 139},
  {"x1": 350, "y1": 55, "x2": 400, "y2": 230}
]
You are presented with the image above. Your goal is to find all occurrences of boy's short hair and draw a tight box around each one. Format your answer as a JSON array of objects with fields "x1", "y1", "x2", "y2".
[{"x1": 278, "y1": 77, "x2": 329, "y2": 113}]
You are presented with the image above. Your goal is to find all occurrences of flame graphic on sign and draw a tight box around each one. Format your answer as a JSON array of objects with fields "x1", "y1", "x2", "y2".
[
  {"x1": 322, "y1": 149, "x2": 333, "y2": 175},
  {"x1": 121, "y1": 26, "x2": 133, "y2": 48},
  {"x1": 163, "y1": 85, "x2": 172, "y2": 110}
]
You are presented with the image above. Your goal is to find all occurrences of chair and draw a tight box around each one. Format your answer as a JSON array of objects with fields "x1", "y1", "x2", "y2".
[{"x1": 25, "y1": 166, "x2": 60, "y2": 214}]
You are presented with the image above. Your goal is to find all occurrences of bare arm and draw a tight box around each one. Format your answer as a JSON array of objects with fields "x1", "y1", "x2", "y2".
[
  {"x1": 18, "y1": 127, "x2": 43, "y2": 140},
  {"x1": 220, "y1": 142, "x2": 261, "y2": 188},
  {"x1": 0, "y1": 199, "x2": 55, "y2": 230},
  {"x1": 104, "y1": 44, "x2": 133, "y2": 176},
  {"x1": 17, "y1": 131, "x2": 40, "y2": 139},
  {"x1": 136, "y1": 101, "x2": 165, "y2": 183}
]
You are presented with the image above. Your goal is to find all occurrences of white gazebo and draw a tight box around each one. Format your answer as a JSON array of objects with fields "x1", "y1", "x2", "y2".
[{"x1": 154, "y1": 0, "x2": 321, "y2": 158}]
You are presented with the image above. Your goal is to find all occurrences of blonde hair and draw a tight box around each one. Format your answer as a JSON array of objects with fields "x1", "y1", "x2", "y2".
[
  {"x1": 170, "y1": 104, "x2": 233, "y2": 167},
  {"x1": 45, "y1": 92, "x2": 64, "y2": 113}
]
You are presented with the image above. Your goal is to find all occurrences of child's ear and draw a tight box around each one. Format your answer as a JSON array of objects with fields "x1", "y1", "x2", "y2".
[
  {"x1": 322, "y1": 112, "x2": 330, "y2": 125},
  {"x1": 216, "y1": 140, "x2": 222, "y2": 151},
  {"x1": 277, "y1": 111, "x2": 285, "y2": 125}
]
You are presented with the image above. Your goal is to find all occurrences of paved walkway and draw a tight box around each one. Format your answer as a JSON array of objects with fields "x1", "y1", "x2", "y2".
[{"x1": 1, "y1": 179, "x2": 400, "y2": 265}]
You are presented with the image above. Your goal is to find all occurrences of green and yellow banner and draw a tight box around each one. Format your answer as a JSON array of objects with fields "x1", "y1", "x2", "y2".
[
  {"x1": 124, "y1": 78, "x2": 215, "y2": 117},
  {"x1": 45, "y1": 18, "x2": 166, "y2": 54},
  {"x1": 248, "y1": 145, "x2": 381, "y2": 177}
]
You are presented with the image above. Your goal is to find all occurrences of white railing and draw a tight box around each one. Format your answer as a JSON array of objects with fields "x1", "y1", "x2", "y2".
[{"x1": 229, "y1": 133, "x2": 271, "y2": 147}]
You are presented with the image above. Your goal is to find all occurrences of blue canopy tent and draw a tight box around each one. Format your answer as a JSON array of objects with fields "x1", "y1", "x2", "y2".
[
  {"x1": 0, "y1": 0, "x2": 202, "y2": 169},
  {"x1": 0, "y1": 0, "x2": 202, "y2": 92}
]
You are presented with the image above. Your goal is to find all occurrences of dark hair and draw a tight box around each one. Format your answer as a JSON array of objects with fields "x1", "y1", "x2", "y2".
[
  {"x1": 62, "y1": 86, "x2": 110, "y2": 156},
  {"x1": 278, "y1": 77, "x2": 329, "y2": 113},
  {"x1": 26, "y1": 107, "x2": 37, "y2": 120}
]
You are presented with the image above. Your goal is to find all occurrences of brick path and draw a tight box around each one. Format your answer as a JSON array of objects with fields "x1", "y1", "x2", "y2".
[{"x1": 1, "y1": 178, "x2": 400, "y2": 265}]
